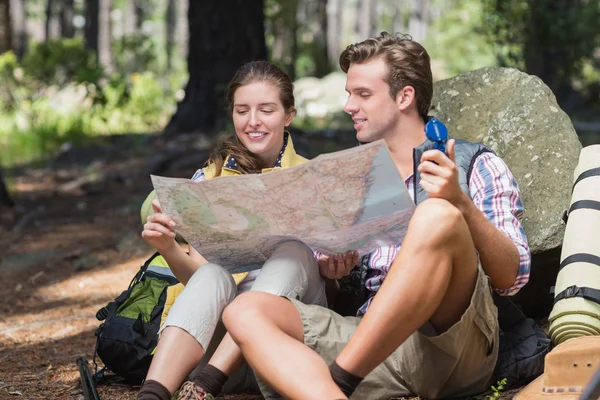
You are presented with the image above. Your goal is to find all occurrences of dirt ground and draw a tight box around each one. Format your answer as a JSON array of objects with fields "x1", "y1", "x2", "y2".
[{"x1": 0, "y1": 134, "x2": 521, "y2": 399}]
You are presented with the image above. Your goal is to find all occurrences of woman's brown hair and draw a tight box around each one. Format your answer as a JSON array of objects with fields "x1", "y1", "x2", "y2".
[
  {"x1": 339, "y1": 32, "x2": 433, "y2": 122},
  {"x1": 207, "y1": 61, "x2": 295, "y2": 176}
]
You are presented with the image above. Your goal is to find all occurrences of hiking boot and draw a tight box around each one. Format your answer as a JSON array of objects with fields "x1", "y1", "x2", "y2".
[{"x1": 176, "y1": 381, "x2": 215, "y2": 400}]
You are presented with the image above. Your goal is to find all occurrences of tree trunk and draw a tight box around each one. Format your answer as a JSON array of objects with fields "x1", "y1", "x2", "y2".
[
  {"x1": 305, "y1": 0, "x2": 329, "y2": 77},
  {"x1": 391, "y1": 0, "x2": 406, "y2": 34},
  {"x1": 166, "y1": 0, "x2": 175, "y2": 72},
  {"x1": 288, "y1": 4, "x2": 298, "y2": 81},
  {"x1": 271, "y1": 0, "x2": 298, "y2": 80},
  {"x1": 119, "y1": 0, "x2": 136, "y2": 73},
  {"x1": 9, "y1": 0, "x2": 26, "y2": 59},
  {"x1": 0, "y1": 0, "x2": 11, "y2": 53},
  {"x1": 326, "y1": 0, "x2": 341, "y2": 69},
  {"x1": 98, "y1": 0, "x2": 114, "y2": 74},
  {"x1": 84, "y1": 0, "x2": 99, "y2": 53},
  {"x1": 135, "y1": 0, "x2": 144, "y2": 32},
  {"x1": 0, "y1": 166, "x2": 14, "y2": 208},
  {"x1": 123, "y1": 0, "x2": 137, "y2": 35},
  {"x1": 175, "y1": 0, "x2": 188, "y2": 61},
  {"x1": 162, "y1": 0, "x2": 267, "y2": 138},
  {"x1": 271, "y1": 17, "x2": 286, "y2": 61},
  {"x1": 45, "y1": 0, "x2": 53, "y2": 40},
  {"x1": 356, "y1": 0, "x2": 377, "y2": 41},
  {"x1": 408, "y1": 0, "x2": 429, "y2": 42},
  {"x1": 59, "y1": 0, "x2": 74, "y2": 38}
]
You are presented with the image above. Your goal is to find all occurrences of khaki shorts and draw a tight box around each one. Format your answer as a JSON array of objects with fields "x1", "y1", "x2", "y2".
[{"x1": 289, "y1": 266, "x2": 499, "y2": 399}]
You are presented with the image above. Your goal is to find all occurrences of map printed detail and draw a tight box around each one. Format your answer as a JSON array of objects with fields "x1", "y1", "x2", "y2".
[{"x1": 151, "y1": 140, "x2": 415, "y2": 272}]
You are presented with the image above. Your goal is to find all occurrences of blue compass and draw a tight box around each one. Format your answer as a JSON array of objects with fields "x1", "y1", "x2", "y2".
[{"x1": 425, "y1": 117, "x2": 448, "y2": 154}]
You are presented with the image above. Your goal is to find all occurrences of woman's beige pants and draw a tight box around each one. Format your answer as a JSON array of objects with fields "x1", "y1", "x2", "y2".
[{"x1": 160, "y1": 240, "x2": 327, "y2": 396}]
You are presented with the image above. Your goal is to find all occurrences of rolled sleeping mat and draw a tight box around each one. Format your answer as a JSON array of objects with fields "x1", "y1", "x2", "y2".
[{"x1": 549, "y1": 145, "x2": 600, "y2": 345}]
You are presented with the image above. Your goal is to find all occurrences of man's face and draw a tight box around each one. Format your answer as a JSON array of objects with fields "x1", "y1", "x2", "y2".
[{"x1": 344, "y1": 57, "x2": 401, "y2": 143}]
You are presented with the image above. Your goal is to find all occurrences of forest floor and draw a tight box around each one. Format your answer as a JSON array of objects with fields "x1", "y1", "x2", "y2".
[{"x1": 0, "y1": 133, "x2": 521, "y2": 399}]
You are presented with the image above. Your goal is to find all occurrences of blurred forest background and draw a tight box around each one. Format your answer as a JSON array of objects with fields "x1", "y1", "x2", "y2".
[
  {"x1": 0, "y1": 0, "x2": 600, "y2": 191},
  {"x1": 0, "y1": 2, "x2": 598, "y2": 397}
]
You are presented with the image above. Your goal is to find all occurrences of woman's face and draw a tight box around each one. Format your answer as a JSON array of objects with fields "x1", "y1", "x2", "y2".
[{"x1": 232, "y1": 81, "x2": 294, "y2": 167}]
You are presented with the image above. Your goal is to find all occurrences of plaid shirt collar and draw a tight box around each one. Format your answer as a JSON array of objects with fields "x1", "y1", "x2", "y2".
[{"x1": 224, "y1": 131, "x2": 290, "y2": 171}]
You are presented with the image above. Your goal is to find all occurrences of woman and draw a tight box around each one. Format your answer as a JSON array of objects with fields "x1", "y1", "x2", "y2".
[{"x1": 137, "y1": 61, "x2": 328, "y2": 400}]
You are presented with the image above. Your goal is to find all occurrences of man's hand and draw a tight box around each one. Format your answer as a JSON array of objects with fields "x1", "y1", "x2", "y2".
[
  {"x1": 318, "y1": 251, "x2": 359, "y2": 280},
  {"x1": 141, "y1": 199, "x2": 178, "y2": 253},
  {"x1": 417, "y1": 139, "x2": 468, "y2": 209}
]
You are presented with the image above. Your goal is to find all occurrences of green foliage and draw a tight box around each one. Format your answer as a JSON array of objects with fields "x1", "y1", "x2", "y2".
[
  {"x1": 265, "y1": 0, "x2": 298, "y2": 27},
  {"x1": 480, "y1": 0, "x2": 600, "y2": 91},
  {"x1": 578, "y1": 59, "x2": 600, "y2": 109},
  {"x1": 102, "y1": 75, "x2": 129, "y2": 109},
  {"x1": 21, "y1": 38, "x2": 103, "y2": 87},
  {"x1": 0, "y1": 95, "x2": 90, "y2": 166},
  {"x1": 0, "y1": 69, "x2": 176, "y2": 167},
  {"x1": 93, "y1": 72, "x2": 170, "y2": 132},
  {"x1": 0, "y1": 51, "x2": 27, "y2": 112},
  {"x1": 128, "y1": 72, "x2": 166, "y2": 126},
  {"x1": 425, "y1": 0, "x2": 498, "y2": 79},
  {"x1": 488, "y1": 377, "x2": 508, "y2": 399},
  {"x1": 0, "y1": 1, "x2": 188, "y2": 167},
  {"x1": 480, "y1": 0, "x2": 528, "y2": 69},
  {"x1": 114, "y1": 34, "x2": 158, "y2": 75},
  {"x1": 0, "y1": 51, "x2": 18, "y2": 80},
  {"x1": 264, "y1": 0, "x2": 331, "y2": 79}
]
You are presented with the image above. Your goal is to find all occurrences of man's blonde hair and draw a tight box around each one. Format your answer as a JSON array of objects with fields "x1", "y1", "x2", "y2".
[{"x1": 339, "y1": 32, "x2": 433, "y2": 121}]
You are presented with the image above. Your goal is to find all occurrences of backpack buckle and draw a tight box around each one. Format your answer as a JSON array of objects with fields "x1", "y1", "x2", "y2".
[
  {"x1": 564, "y1": 285, "x2": 580, "y2": 299},
  {"x1": 96, "y1": 307, "x2": 109, "y2": 321}
]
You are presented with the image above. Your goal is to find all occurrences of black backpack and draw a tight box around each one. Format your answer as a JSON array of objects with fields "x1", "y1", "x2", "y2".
[
  {"x1": 93, "y1": 252, "x2": 179, "y2": 384},
  {"x1": 492, "y1": 294, "x2": 551, "y2": 388}
]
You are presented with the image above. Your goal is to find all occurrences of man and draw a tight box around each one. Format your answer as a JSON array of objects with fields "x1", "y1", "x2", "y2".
[{"x1": 222, "y1": 32, "x2": 531, "y2": 399}]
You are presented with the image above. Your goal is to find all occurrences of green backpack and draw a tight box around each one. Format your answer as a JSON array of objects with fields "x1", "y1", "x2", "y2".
[{"x1": 93, "y1": 252, "x2": 179, "y2": 384}]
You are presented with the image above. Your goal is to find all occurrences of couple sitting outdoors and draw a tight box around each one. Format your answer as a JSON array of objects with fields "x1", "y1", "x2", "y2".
[{"x1": 137, "y1": 32, "x2": 531, "y2": 400}]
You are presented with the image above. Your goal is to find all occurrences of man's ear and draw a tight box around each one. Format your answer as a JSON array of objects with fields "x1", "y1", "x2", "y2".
[{"x1": 396, "y1": 86, "x2": 416, "y2": 112}]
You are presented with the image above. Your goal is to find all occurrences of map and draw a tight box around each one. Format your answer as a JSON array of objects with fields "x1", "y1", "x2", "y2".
[{"x1": 151, "y1": 140, "x2": 415, "y2": 272}]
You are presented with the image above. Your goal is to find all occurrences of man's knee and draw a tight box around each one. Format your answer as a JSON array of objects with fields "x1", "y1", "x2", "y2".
[
  {"x1": 411, "y1": 198, "x2": 465, "y2": 236},
  {"x1": 223, "y1": 292, "x2": 275, "y2": 339}
]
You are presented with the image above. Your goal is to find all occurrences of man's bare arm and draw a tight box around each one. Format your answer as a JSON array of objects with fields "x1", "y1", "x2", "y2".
[
  {"x1": 418, "y1": 140, "x2": 521, "y2": 290},
  {"x1": 456, "y1": 192, "x2": 520, "y2": 289}
]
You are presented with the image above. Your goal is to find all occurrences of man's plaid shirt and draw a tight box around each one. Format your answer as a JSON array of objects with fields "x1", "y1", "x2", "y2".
[{"x1": 353, "y1": 152, "x2": 531, "y2": 316}]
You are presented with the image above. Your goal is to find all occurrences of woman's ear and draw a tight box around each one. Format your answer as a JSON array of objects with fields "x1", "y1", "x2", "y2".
[
  {"x1": 396, "y1": 85, "x2": 416, "y2": 112},
  {"x1": 284, "y1": 107, "x2": 296, "y2": 127}
]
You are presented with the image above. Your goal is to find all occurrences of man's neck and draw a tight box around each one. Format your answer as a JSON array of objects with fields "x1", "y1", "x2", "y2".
[{"x1": 384, "y1": 118, "x2": 426, "y2": 180}]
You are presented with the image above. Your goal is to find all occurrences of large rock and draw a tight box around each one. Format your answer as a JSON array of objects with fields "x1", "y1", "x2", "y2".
[{"x1": 431, "y1": 67, "x2": 582, "y2": 254}]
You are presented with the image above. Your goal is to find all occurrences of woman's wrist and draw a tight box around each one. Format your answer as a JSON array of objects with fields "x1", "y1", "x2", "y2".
[{"x1": 157, "y1": 238, "x2": 180, "y2": 256}]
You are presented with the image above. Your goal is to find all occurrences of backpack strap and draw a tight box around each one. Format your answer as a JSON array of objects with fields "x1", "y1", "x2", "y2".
[
  {"x1": 553, "y1": 285, "x2": 600, "y2": 306},
  {"x1": 554, "y1": 253, "x2": 600, "y2": 306},
  {"x1": 562, "y1": 200, "x2": 600, "y2": 224},
  {"x1": 572, "y1": 167, "x2": 600, "y2": 193},
  {"x1": 558, "y1": 253, "x2": 600, "y2": 272},
  {"x1": 95, "y1": 290, "x2": 131, "y2": 321},
  {"x1": 95, "y1": 252, "x2": 161, "y2": 321}
]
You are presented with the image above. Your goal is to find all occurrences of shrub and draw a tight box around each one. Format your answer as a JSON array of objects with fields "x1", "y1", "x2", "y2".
[
  {"x1": 21, "y1": 38, "x2": 103, "y2": 87},
  {"x1": 0, "y1": 51, "x2": 30, "y2": 112}
]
